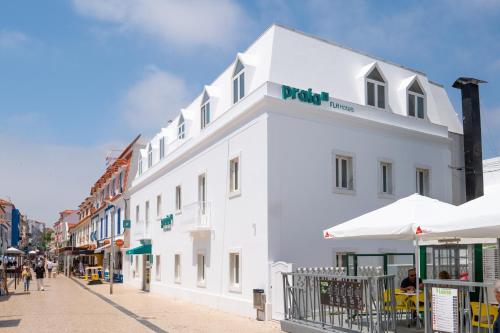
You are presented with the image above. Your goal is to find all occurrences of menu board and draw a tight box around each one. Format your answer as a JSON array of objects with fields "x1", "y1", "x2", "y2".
[
  {"x1": 432, "y1": 287, "x2": 459, "y2": 333},
  {"x1": 320, "y1": 279, "x2": 363, "y2": 310}
]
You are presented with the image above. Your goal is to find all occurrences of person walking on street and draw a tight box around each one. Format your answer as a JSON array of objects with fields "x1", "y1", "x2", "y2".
[
  {"x1": 22, "y1": 266, "x2": 32, "y2": 292},
  {"x1": 35, "y1": 262, "x2": 45, "y2": 291},
  {"x1": 47, "y1": 260, "x2": 54, "y2": 279}
]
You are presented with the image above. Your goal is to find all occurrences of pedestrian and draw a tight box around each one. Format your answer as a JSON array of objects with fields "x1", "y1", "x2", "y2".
[
  {"x1": 79, "y1": 261, "x2": 84, "y2": 276},
  {"x1": 47, "y1": 260, "x2": 54, "y2": 279},
  {"x1": 22, "y1": 266, "x2": 32, "y2": 292},
  {"x1": 34, "y1": 262, "x2": 45, "y2": 291}
]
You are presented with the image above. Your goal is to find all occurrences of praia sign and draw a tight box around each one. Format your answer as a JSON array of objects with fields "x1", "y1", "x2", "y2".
[{"x1": 282, "y1": 85, "x2": 329, "y2": 105}]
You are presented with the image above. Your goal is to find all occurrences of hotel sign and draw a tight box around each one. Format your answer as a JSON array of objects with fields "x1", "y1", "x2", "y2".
[
  {"x1": 161, "y1": 214, "x2": 174, "y2": 231},
  {"x1": 281, "y1": 84, "x2": 354, "y2": 112}
]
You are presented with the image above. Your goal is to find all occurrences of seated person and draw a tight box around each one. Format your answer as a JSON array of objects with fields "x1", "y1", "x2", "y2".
[
  {"x1": 400, "y1": 268, "x2": 423, "y2": 292},
  {"x1": 438, "y1": 270, "x2": 451, "y2": 279}
]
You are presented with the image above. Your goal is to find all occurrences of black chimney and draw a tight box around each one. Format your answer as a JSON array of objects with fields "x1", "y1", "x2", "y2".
[{"x1": 452, "y1": 77, "x2": 487, "y2": 202}]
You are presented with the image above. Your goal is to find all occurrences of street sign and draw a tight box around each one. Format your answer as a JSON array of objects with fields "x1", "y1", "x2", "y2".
[{"x1": 123, "y1": 219, "x2": 131, "y2": 229}]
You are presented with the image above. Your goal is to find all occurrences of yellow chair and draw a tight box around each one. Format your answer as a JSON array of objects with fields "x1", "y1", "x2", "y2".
[
  {"x1": 408, "y1": 292, "x2": 426, "y2": 312},
  {"x1": 471, "y1": 302, "x2": 498, "y2": 329}
]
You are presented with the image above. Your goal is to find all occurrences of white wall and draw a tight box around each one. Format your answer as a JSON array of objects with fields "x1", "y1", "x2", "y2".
[
  {"x1": 128, "y1": 113, "x2": 268, "y2": 317},
  {"x1": 266, "y1": 107, "x2": 455, "y2": 267}
]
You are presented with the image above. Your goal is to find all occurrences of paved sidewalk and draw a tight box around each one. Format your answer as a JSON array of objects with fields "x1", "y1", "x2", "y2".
[{"x1": 0, "y1": 275, "x2": 283, "y2": 333}]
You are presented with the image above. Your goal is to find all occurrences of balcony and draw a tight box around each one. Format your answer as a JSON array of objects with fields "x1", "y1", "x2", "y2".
[
  {"x1": 180, "y1": 201, "x2": 213, "y2": 237},
  {"x1": 132, "y1": 221, "x2": 152, "y2": 242}
]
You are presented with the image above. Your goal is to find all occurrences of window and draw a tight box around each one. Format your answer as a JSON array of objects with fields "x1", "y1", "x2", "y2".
[
  {"x1": 117, "y1": 208, "x2": 121, "y2": 235},
  {"x1": 408, "y1": 80, "x2": 425, "y2": 119},
  {"x1": 198, "y1": 174, "x2": 206, "y2": 215},
  {"x1": 232, "y1": 59, "x2": 245, "y2": 104},
  {"x1": 335, "y1": 155, "x2": 354, "y2": 191},
  {"x1": 111, "y1": 179, "x2": 115, "y2": 196},
  {"x1": 105, "y1": 215, "x2": 108, "y2": 238},
  {"x1": 134, "y1": 256, "x2": 139, "y2": 278},
  {"x1": 138, "y1": 157, "x2": 143, "y2": 175},
  {"x1": 135, "y1": 205, "x2": 140, "y2": 224},
  {"x1": 100, "y1": 218, "x2": 103, "y2": 240},
  {"x1": 178, "y1": 114, "x2": 185, "y2": 140},
  {"x1": 379, "y1": 162, "x2": 393, "y2": 195},
  {"x1": 155, "y1": 255, "x2": 161, "y2": 281},
  {"x1": 366, "y1": 67, "x2": 386, "y2": 109},
  {"x1": 119, "y1": 172, "x2": 123, "y2": 192},
  {"x1": 147, "y1": 144, "x2": 153, "y2": 168},
  {"x1": 175, "y1": 185, "x2": 182, "y2": 213},
  {"x1": 197, "y1": 252, "x2": 206, "y2": 287},
  {"x1": 159, "y1": 137, "x2": 165, "y2": 159},
  {"x1": 229, "y1": 251, "x2": 241, "y2": 292},
  {"x1": 156, "y1": 194, "x2": 162, "y2": 217},
  {"x1": 174, "y1": 254, "x2": 181, "y2": 283},
  {"x1": 416, "y1": 168, "x2": 430, "y2": 196},
  {"x1": 145, "y1": 201, "x2": 150, "y2": 225},
  {"x1": 229, "y1": 157, "x2": 240, "y2": 195},
  {"x1": 201, "y1": 91, "x2": 210, "y2": 129}
]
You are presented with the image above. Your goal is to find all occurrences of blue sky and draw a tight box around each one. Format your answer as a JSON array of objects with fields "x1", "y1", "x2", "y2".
[{"x1": 1, "y1": 0, "x2": 500, "y2": 223}]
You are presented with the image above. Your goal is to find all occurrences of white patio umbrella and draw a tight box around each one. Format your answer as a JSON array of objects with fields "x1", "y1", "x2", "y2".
[
  {"x1": 28, "y1": 250, "x2": 37, "y2": 255},
  {"x1": 419, "y1": 184, "x2": 500, "y2": 239},
  {"x1": 323, "y1": 193, "x2": 455, "y2": 240},
  {"x1": 6, "y1": 247, "x2": 24, "y2": 255},
  {"x1": 323, "y1": 193, "x2": 457, "y2": 328}
]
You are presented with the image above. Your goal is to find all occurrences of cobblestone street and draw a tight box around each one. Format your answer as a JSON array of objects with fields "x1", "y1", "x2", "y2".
[{"x1": 0, "y1": 276, "x2": 282, "y2": 333}]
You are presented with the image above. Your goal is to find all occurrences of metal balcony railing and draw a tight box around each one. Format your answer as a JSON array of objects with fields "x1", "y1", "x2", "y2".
[
  {"x1": 132, "y1": 220, "x2": 152, "y2": 241},
  {"x1": 180, "y1": 201, "x2": 212, "y2": 235}
]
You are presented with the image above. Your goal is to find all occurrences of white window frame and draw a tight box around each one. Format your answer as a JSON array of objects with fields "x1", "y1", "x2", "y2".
[
  {"x1": 232, "y1": 60, "x2": 245, "y2": 104},
  {"x1": 229, "y1": 154, "x2": 241, "y2": 198},
  {"x1": 407, "y1": 80, "x2": 426, "y2": 119},
  {"x1": 138, "y1": 157, "x2": 143, "y2": 175},
  {"x1": 147, "y1": 144, "x2": 153, "y2": 168},
  {"x1": 197, "y1": 251, "x2": 206, "y2": 287},
  {"x1": 415, "y1": 166, "x2": 430, "y2": 197},
  {"x1": 378, "y1": 159, "x2": 395, "y2": 198},
  {"x1": 145, "y1": 201, "x2": 150, "y2": 225},
  {"x1": 228, "y1": 249, "x2": 242, "y2": 293},
  {"x1": 135, "y1": 205, "x2": 140, "y2": 224},
  {"x1": 159, "y1": 137, "x2": 165, "y2": 160},
  {"x1": 198, "y1": 173, "x2": 207, "y2": 215},
  {"x1": 156, "y1": 194, "x2": 162, "y2": 217},
  {"x1": 333, "y1": 151, "x2": 356, "y2": 194},
  {"x1": 174, "y1": 253, "x2": 181, "y2": 284},
  {"x1": 178, "y1": 115, "x2": 185, "y2": 140},
  {"x1": 155, "y1": 255, "x2": 161, "y2": 281},
  {"x1": 175, "y1": 185, "x2": 182, "y2": 214},
  {"x1": 365, "y1": 66, "x2": 387, "y2": 110},
  {"x1": 200, "y1": 101, "x2": 210, "y2": 130}
]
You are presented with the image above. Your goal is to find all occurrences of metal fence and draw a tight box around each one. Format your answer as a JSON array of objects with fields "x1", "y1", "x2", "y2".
[
  {"x1": 423, "y1": 279, "x2": 496, "y2": 333},
  {"x1": 282, "y1": 271, "x2": 396, "y2": 333}
]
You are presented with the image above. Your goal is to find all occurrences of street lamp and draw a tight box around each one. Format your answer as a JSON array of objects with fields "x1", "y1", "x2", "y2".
[{"x1": 104, "y1": 198, "x2": 115, "y2": 295}]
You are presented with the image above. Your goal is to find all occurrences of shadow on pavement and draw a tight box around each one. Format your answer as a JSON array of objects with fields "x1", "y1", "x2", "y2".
[{"x1": 0, "y1": 319, "x2": 21, "y2": 328}]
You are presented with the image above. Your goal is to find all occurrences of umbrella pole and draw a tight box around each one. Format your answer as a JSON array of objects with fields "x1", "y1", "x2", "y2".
[{"x1": 415, "y1": 236, "x2": 421, "y2": 329}]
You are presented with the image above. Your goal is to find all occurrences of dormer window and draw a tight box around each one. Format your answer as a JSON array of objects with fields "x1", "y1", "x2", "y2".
[
  {"x1": 201, "y1": 91, "x2": 210, "y2": 130},
  {"x1": 159, "y1": 137, "x2": 165, "y2": 159},
  {"x1": 407, "y1": 80, "x2": 425, "y2": 119},
  {"x1": 232, "y1": 59, "x2": 245, "y2": 104},
  {"x1": 178, "y1": 114, "x2": 185, "y2": 139},
  {"x1": 147, "y1": 144, "x2": 153, "y2": 168},
  {"x1": 366, "y1": 66, "x2": 386, "y2": 109},
  {"x1": 138, "y1": 157, "x2": 143, "y2": 175}
]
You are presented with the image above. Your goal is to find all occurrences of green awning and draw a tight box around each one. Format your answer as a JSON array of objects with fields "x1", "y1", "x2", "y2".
[{"x1": 126, "y1": 244, "x2": 152, "y2": 255}]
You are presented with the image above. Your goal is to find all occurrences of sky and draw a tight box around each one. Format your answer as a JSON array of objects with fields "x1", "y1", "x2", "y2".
[{"x1": 1, "y1": 0, "x2": 500, "y2": 225}]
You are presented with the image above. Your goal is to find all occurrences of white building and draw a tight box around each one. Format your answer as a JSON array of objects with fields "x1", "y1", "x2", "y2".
[
  {"x1": 484, "y1": 157, "x2": 500, "y2": 189},
  {"x1": 125, "y1": 24, "x2": 465, "y2": 319}
]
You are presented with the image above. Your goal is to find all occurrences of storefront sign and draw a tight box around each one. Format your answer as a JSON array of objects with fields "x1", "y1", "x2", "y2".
[
  {"x1": 432, "y1": 287, "x2": 459, "y2": 333},
  {"x1": 329, "y1": 101, "x2": 354, "y2": 112},
  {"x1": 161, "y1": 214, "x2": 174, "y2": 231},
  {"x1": 282, "y1": 85, "x2": 329, "y2": 106},
  {"x1": 115, "y1": 239, "x2": 124, "y2": 247},
  {"x1": 320, "y1": 279, "x2": 363, "y2": 310},
  {"x1": 123, "y1": 219, "x2": 131, "y2": 229}
]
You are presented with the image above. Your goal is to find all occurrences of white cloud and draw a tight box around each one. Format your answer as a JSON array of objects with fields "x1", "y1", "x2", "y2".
[
  {"x1": 0, "y1": 29, "x2": 29, "y2": 48},
  {"x1": 0, "y1": 135, "x2": 116, "y2": 225},
  {"x1": 72, "y1": 0, "x2": 250, "y2": 49},
  {"x1": 121, "y1": 67, "x2": 189, "y2": 134}
]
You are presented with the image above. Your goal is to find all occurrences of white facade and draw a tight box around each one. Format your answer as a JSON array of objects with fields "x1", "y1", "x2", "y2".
[
  {"x1": 484, "y1": 157, "x2": 500, "y2": 190},
  {"x1": 126, "y1": 25, "x2": 465, "y2": 318}
]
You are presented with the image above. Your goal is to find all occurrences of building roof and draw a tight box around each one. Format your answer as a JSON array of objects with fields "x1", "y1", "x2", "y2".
[{"x1": 0, "y1": 199, "x2": 14, "y2": 207}]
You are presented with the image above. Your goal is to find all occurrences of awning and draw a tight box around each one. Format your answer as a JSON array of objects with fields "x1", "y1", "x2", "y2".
[
  {"x1": 126, "y1": 244, "x2": 152, "y2": 255},
  {"x1": 94, "y1": 243, "x2": 111, "y2": 253}
]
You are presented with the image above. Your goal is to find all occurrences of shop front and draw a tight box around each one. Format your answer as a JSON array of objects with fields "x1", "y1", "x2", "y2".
[{"x1": 126, "y1": 242, "x2": 152, "y2": 292}]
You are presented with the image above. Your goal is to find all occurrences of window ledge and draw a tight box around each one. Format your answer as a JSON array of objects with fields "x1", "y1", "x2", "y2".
[
  {"x1": 174, "y1": 280, "x2": 181, "y2": 285},
  {"x1": 378, "y1": 192, "x2": 395, "y2": 200},
  {"x1": 333, "y1": 187, "x2": 356, "y2": 196},
  {"x1": 228, "y1": 190, "x2": 241, "y2": 199},
  {"x1": 197, "y1": 281, "x2": 206, "y2": 288},
  {"x1": 229, "y1": 285, "x2": 242, "y2": 293},
  {"x1": 175, "y1": 210, "x2": 182, "y2": 216}
]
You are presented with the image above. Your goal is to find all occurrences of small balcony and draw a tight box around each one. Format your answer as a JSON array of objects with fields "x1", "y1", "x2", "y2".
[
  {"x1": 132, "y1": 221, "x2": 152, "y2": 242},
  {"x1": 181, "y1": 201, "x2": 213, "y2": 237}
]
